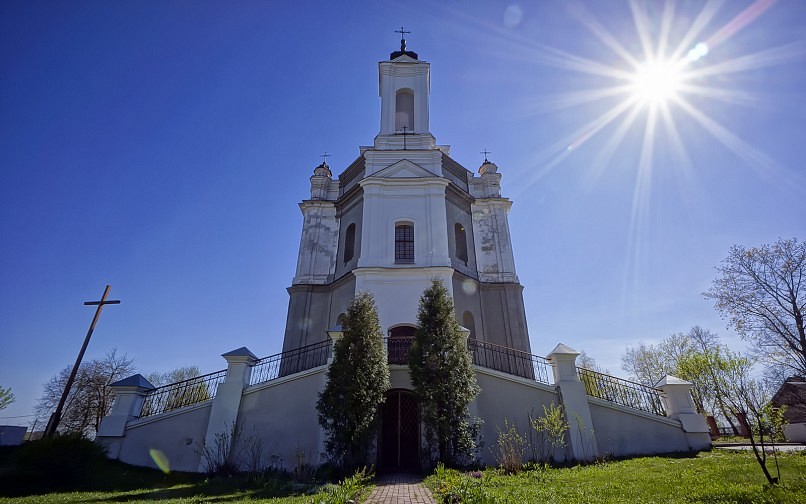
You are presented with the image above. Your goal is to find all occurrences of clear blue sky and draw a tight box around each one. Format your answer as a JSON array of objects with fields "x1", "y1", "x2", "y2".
[{"x1": 1, "y1": 1, "x2": 804, "y2": 426}]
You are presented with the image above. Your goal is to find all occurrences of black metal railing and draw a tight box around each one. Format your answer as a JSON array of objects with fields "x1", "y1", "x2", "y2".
[
  {"x1": 384, "y1": 337, "x2": 413, "y2": 365},
  {"x1": 468, "y1": 339, "x2": 554, "y2": 385},
  {"x1": 139, "y1": 369, "x2": 227, "y2": 418},
  {"x1": 577, "y1": 367, "x2": 666, "y2": 416},
  {"x1": 250, "y1": 339, "x2": 332, "y2": 386}
]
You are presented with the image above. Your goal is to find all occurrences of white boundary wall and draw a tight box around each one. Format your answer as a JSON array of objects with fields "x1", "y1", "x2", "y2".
[{"x1": 98, "y1": 343, "x2": 710, "y2": 473}]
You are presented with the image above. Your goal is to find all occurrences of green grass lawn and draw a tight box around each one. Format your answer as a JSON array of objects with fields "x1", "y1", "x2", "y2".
[
  {"x1": 427, "y1": 450, "x2": 806, "y2": 503},
  {"x1": 2, "y1": 446, "x2": 805, "y2": 503}
]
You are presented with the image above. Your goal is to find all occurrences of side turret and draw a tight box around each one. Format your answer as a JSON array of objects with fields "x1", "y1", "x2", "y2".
[{"x1": 309, "y1": 161, "x2": 337, "y2": 201}]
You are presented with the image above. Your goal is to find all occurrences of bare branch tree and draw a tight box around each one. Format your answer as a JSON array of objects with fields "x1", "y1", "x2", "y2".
[
  {"x1": 705, "y1": 237, "x2": 806, "y2": 378},
  {"x1": 35, "y1": 349, "x2": 135, "y2": 437}
]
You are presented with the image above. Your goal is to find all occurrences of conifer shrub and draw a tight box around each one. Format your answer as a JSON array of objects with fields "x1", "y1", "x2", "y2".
[
  {"x1": 317, "y1": 292, "x2": 390, "y2": 473},
  {"x1": 409, "y1": 279, "x2": 481, "y2": 467}
]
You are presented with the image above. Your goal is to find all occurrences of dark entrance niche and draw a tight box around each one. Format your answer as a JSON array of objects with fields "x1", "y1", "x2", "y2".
[
  {"x1": 379, "y1": 389, "x2": 420, "y2": 472},
  {"x1": 387, "y1": 325, "x2": 415, "y2": 364}
]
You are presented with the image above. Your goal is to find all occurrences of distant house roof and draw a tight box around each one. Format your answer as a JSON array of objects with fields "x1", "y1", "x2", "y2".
[{"x1": 771, "y1": 376, "x2": 806, "y2": 424}]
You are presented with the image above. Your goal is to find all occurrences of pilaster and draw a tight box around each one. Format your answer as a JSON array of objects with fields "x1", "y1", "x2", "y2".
[{"x1": 293, "y1": 200, "x2": 339, "y2": 284}]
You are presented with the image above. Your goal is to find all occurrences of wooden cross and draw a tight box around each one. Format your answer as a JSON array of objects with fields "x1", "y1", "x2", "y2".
[{"x1": 44, "y1": 285, "x2": 120, "y2": 438}]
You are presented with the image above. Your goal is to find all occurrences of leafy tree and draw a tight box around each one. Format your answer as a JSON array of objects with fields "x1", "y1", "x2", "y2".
[
  {"x1": 705, "y1": 237, "x2": 806, "y2": 378},
  {"x1": 409, "y1": 279, "x2": 480, "y2": 467},
  {"x1": 317, "y1": 292, "x2": 390, "y2": 471},
  {"x1": 146, "y1": 365, "x2": 208, "y2": 413},
  {"x1": 0, "y1": 386, "x2": 14, "y2": 411},
  {"x1": 146, "y1": 365, "x2": 201, "y2": 387},
  {"x1": 35, "y1": 349, "x2": 135, "y2": 437},
  {"x1": 622, "y1": 327, "x2": 741, "y2": 432},
  {"x1": 690, "y1": 353, "x2": 786, "y2": 485},
  {"x1": 577, "y1": 349, "x2": 609, "y2": 374},
  {"x1": 621, "y1": 332, "x2": 699, "y2": 387}
]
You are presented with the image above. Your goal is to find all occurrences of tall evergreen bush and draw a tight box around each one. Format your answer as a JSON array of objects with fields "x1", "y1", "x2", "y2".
[
  {"x1": 409, "y1": 278, "x2": 480, "y2": 466},
  {"x1": 317, "y1": 292, "x2": 390, "y2": 471}
]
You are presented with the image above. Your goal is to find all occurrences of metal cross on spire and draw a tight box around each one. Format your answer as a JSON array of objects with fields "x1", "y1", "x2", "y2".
[
  {"x1": 395, "y1": 26, "x2": 410, "y2": 52},
  {"x1": 320, "y1": 152, "x2": 330, "y2": 165},
  {"x1": 397, "y1": 125, "x2": 413, "y2": 150},
  {"x1": 481, "y1": 149, "x2": 491, "y2": 162}
]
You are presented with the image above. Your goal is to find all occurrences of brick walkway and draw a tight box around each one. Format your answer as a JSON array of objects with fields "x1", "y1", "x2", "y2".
[{"x1": 365, "y1": 473, "x2": 436, "y2": 504}]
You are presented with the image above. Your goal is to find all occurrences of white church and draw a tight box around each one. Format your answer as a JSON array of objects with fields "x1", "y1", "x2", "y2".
[{"x1": 97, "y1": 38, "x2": 710, "y2": 473}]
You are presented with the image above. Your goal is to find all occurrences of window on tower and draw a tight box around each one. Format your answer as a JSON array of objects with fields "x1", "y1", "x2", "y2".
[
  {"x1": 395, "y1": 89, "x2": 414, "y2": 132},
  {"x1": 395, "y1": 224, "x2": 414, "y2": 263},
  {"x1": 462, "y1": 311, "x2": 476, "y2": 340},
  {"x1": 455, "y1": 223, "x2": 468, "y2": 265},
  {"x1": 344, "y1": 223, "x2": 356, "y2": 263}
]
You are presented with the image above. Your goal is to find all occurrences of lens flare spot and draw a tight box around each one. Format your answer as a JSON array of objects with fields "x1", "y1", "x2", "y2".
[
  {"x1": 462, "y1": 279, "x2": 477, "y2": 295},
  {"x1": 686, "y1": 42, "x2": 709, "y2": 62},
  {"x1": 504, "y1": 5, "x2": 523, "y2": 27},
  {"x1": 149, "y1": 448, "x2": 170, "y2": 474}
]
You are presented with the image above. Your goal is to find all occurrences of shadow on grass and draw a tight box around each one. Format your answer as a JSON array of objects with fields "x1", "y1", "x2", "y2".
[
  {"x1": 0, "y1": 444, "x2": 319, "y2": 501},
  {"x1": 79, "y1": 481, "x2": 319, "y2": 503}
]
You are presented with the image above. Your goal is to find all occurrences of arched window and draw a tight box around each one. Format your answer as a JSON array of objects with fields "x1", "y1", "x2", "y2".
[
  {"x1": 454, "y1": 223, "x2": 468, "y2": 264},
  {"x1": 336, "y1": 313, "x2": 346, "y2": 328},
  {"x1": 344, "y1": 223, "x2": 356, "y2": 263},
  {"x1": 395, "y1": 224, "x2": 414, "y2": 263},
  {"x1": 395, "y1": 90, "x2": 414, "y2": 131},
  {"x1": 462, "y1": 311, "x2": 476, "y2": 340},
  {"x1": 388, "y1": 325, "x2": 416, "y2": 364}
]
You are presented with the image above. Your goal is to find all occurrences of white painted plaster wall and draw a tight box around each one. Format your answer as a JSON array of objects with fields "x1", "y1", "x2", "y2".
[
  {"x1": 235, "y1": 367, "x2": 328, "y2": 471},
  {"x1": 354, "y1": 267, "x2": 454, "y2": 334},
  {"x1": 589, "y1": 400, "x2": 709, "y2": 456},
  {"x1": 473, "y1": 368, "x2": 563, "y2": 465},
  {"x1": 102, "y1": 403, "x2": 211, "y2": 473}
]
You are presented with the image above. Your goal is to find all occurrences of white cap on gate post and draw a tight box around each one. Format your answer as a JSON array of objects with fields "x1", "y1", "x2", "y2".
[{"x1": 546, "y1": 343, "x2": 581, "y2": 383}]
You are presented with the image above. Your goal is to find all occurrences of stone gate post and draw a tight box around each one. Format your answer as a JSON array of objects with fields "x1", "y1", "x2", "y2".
[
  {"x1": 97, "y1": 374, "x2": 155, "y2": 458},
  {"x1": 546, "y1": 343, "x2": 599, "y2": 461},
  {"x1": 199, "y1": 347, "x2": 258, "y2": 472},
  {"x1": 655, "y1": 376, "x2": 711, "y2": 450}
]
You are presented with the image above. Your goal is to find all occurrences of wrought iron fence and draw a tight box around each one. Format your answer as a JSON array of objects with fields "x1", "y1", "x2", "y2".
[
  {"x1": 577, "y1": 367, "x2": 666, "y2": 416},
  {"x1": 250, "y1": 339, "x2": 332, "y2": 386},
  {"x1": 384, "y1": 337, "x2": 413, "y2": 364},
  {"x1": 139, "y1": 369, "x2": 227, "y2": 418},
  {"x1": 468, "y1": 339, "x2": 554, "y2": 385}
]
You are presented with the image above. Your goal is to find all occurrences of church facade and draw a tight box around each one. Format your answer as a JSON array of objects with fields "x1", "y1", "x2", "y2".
[
  {"x1": 97, "y1": 40, "x2": 711, "y2": 474},
  {"x1": 283, "y1": 41, "x2": 529, "y2": 356}
]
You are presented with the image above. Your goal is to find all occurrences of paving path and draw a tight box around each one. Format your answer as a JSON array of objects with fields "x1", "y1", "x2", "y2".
[{"x1": 365, "y1": 473, "x2": 436, "y2": 504}]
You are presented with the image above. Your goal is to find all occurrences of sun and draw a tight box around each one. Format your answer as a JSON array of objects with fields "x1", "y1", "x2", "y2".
[{"x1": 630, "y1": 59, "x2": 683, "y2": 106}]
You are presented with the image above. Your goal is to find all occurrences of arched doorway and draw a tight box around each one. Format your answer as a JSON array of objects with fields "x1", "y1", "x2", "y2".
[{"x1": 379, "y1": 389, "x2": 420, "y2": 472}]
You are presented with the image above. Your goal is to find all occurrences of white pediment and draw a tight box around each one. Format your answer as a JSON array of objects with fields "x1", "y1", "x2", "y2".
[
  {"x1": 373, "y1": 159, "x2": 436, "y2": 179},
  {"x1": 391, "y1": 55, "x2": 418, "y2": 63}
]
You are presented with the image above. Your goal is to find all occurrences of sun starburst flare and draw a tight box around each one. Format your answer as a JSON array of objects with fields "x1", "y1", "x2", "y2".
[
  {"x1": 491, "y1": 0, "x2": 806, "y2": 205},
  {"x1": 459, "y1": 0, "x2": 806, "y2": 303}
]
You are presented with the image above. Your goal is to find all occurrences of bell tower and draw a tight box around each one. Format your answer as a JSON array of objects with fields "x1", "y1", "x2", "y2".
[{"x1": 374, "y1": 29, "x2": 435, "y2": 151}]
